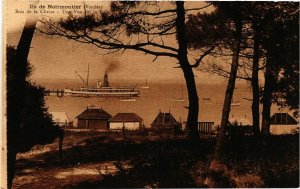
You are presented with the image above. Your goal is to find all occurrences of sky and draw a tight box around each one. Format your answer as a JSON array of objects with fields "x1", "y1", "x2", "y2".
[{"x1": 6, "y1": 0, "x2": 233, "y2": 84}]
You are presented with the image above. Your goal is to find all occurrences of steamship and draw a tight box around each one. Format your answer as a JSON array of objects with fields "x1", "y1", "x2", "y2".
[{"x1": 64, "y1": 72, "x2": 140, "y2": 97}]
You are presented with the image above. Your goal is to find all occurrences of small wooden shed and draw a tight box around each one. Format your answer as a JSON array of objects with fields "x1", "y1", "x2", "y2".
[
  {"x1": 76, "y1": 107, "x2": 112, "y2": 130},
  {"x1": 151, "y1": 111, "x2": 181, "y2": 135},
  {"x1": 270, "y1": 112, "x2": 299, "y2": 135},
  {"x1": 109, "y1": 113, "x2": 143, "y2": 130}
]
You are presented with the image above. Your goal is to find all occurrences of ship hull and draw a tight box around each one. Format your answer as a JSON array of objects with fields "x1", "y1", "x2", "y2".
[{"x1": 64, "y1": 88, "x2": 140, "y2": 97}]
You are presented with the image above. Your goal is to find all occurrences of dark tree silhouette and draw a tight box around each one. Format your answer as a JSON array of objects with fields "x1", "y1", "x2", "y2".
[
  {"x1": 258, "y1": 2, "x2": 299, "y2": 137},
  {"x1": 7, "y1": 18, "x2": 64, "y2": 188},
  {"x1": 212, "y1": 2, "x2": 244, "y2": 162},
  {"x1": 185, "y1": 3, "x2": 298, "y2": 184},
  {"x1": 186, "y1": 2, "x2": 299, "y2": 138},
  {"x1": 186, "y1": 3, "x2": 264, "y2": 137},
  {"x1": 187, "y1": 2, "x2": 245, "y2": 161},
  {"x1": 250, "y1": 20, "x2": 261, "y2": 136}
]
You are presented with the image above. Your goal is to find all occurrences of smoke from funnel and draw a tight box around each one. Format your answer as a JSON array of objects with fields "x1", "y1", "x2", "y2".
[{"x1": 104, "y1": 57, "x2": 120, "y2": 73}]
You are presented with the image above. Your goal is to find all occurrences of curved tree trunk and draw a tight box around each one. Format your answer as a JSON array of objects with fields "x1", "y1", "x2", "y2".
[
  {"x1": 251, "y1": 22, "x2": 260, "y2": 136},
  {"x1": 7, "y1": 18, "x2": 37, "y2": 189},
  {"x1": 261, "y1": 56, "x2": 275, "y2": 138},
  {"x1": 213, "y1": 18, "x2": 242, "y2": 161},
  {"x1": 176, "y1": 1, "x2": 199, "y2": 140}
]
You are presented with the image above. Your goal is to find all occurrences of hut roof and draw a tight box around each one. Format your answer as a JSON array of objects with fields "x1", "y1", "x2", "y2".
[
  {"x1": 270, "y1": 113, "x2": 298, "y2": 125},
  {"x1": 76, "y1": 107, "x2": 112, "y2": 120},
  {"x1": 151, "y1": 112, "x2": 179, "y2": 126},
  {"x1": 109, "y1": 113, "x2": 143, "y2": 122},
  {"x1": 50, "y1": 112, "x2": 69, "y2": 123}
]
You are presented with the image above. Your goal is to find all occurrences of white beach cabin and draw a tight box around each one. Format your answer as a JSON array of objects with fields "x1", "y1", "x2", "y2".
[{"x1": 109, "y1": 113, "x2": 143, "y2": 130}]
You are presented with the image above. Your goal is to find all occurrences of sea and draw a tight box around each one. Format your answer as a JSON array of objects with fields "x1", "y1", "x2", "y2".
[{"x1": 40, "y1": 79, "x2": 262, "y2": 127}]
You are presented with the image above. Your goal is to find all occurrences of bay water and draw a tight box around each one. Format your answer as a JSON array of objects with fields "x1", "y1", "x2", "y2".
[{"x1": 43, "y1": 80, "x2": 255, "y2": 127}]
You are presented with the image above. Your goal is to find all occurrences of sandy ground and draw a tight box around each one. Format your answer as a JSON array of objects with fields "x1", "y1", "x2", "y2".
[
  {"x1": 12, "y1": 131, "x2": 299, "y2": 188},
  {"x1": 13, "y1": 161, "x2": 122, "y2": 189},
  {"x1": 13, "y1": 131, "x2": 148, "y2": 189}
]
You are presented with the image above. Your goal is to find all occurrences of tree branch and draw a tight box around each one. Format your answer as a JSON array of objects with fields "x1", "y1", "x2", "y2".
[{"x1": 191, "y1": 46, "x2": 215, "y2": 68}]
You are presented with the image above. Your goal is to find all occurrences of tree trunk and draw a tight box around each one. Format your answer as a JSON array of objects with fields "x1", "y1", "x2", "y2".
[
  {"x1": 58, "y1": 129, "x2": 64, "y2": 163},
  {"x1": 251, "y1": 23, "x2": 260, "y2": 136},
  {"x1": 7, "y1": 18, "x2": 37, "y2": 189},
  {"x1": 7, "y1": 150, "x2": 17, "y2": 189},
  {"x1": 176, "y1": 1, "x2": 199, "y2": 140},
  {"x1": 214, "y1": 18, "x2": 242, "y2": 160},
  {"x1": 122, "y1": 122, "x2": 127, "y2": 144},
  {"x1": 261, "y1": 55, "x2": 275, "y2": 138}
]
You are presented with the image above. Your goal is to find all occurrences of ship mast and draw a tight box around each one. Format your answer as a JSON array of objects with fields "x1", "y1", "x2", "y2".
[
  {"x1": 74, "y1": 62, "x2": 90, "y2": 88},
  {"x1": 75, "y1": 71, "x2": 88, "y2": 87},
  {"x1": 87, "y1": 62, "x2": 89, "y2": 87}
]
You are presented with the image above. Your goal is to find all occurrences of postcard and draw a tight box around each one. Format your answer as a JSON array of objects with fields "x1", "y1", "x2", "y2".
[{"x1": 2, "y1": 1, "x2": 299, "y2": 188}]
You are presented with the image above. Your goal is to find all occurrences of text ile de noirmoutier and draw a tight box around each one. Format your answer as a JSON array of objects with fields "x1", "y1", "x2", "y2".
[{"x1": 15, "y1": 4, "x2": 102, "y2": 15}]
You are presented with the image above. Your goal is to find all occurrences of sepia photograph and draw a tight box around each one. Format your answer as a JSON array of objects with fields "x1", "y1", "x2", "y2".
[{"x1": 2, "y1": 0, "x2": 299, "y2": 188}]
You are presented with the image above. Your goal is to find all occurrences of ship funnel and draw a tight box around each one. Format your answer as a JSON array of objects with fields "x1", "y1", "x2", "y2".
[{"x1": 103, "y1": 71, "x2": 109, "y2": 87}]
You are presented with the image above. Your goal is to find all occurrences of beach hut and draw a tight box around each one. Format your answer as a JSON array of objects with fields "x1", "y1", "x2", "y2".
[
  {"x1": 50, "y1": 112, "x2": 70, "y2": 128},
  {"x1": 76, "y1": 107, "x2": 112, "y2": 130},
  {"x1": 109, "y1": 113, "x2": 143, "y2": 130},
  {"x1": 270, "y1": 112, "x2": 299, "y2": 135},
  {"x1": 151, "y1": 110, "x2": 181, "y2": 135}
]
